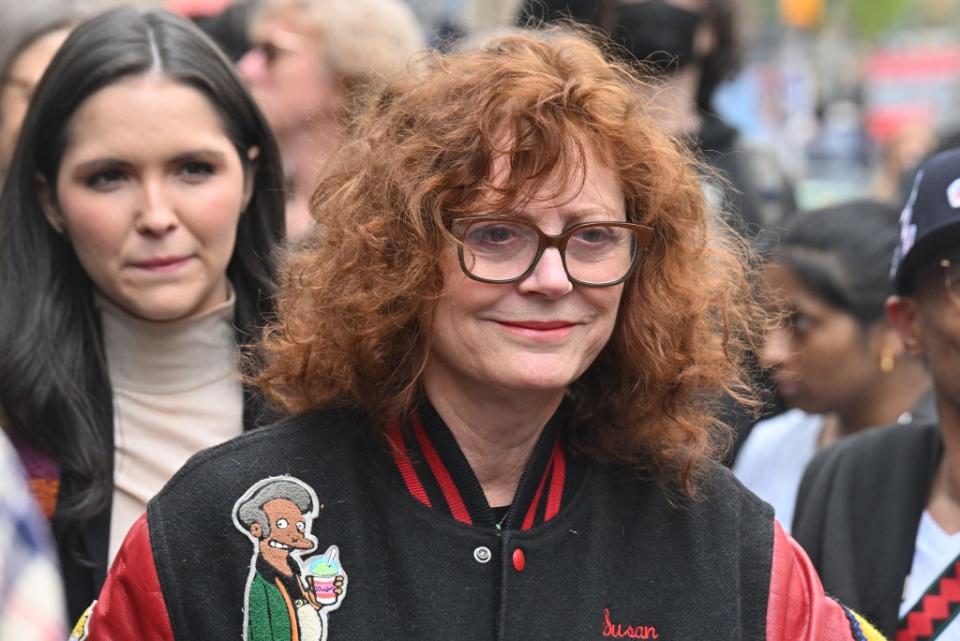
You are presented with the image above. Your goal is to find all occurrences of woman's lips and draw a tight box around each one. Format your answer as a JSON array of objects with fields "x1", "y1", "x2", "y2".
[
  {"x1": 494, "y1": 320, "x2": 578, "y2": 338},
  {"x1": 773, "y1": 375, "x2": 801, "y2": 399},
  {"x1": 131, "y1": 255, "x2": 192, "y2": 272}
]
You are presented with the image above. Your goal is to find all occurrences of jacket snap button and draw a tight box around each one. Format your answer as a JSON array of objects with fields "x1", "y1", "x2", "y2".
[
  {"x1": 512, "y1": 548, "x2": 525, "y2": 572},
  {"x1": 473, "y1": 546, "x2": 492, "y2": 563}
]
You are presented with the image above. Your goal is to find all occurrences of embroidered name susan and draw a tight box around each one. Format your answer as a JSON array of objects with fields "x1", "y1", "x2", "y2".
[{"x1": 602, "y1": 608, "x2": 659, "y2": 639}]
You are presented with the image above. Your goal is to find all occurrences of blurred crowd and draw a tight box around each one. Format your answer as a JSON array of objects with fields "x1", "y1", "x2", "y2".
[{"x1": 0, "y1": 0, "x2": 959, "y2": 640}]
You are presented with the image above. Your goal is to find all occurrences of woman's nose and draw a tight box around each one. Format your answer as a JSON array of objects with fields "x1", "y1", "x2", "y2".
[
  {"x1": 237, "y1": 47, "x2": 268, "y2": 85},
  {"x1": 517, "y1": 247, "x2": 574, "y2": 298},
  {"x1": 134, "y1": 184, "x2": 179, "y2": 236},
  {"x1": 760, "y1": 326, "x2": 790, "y2": 370}
]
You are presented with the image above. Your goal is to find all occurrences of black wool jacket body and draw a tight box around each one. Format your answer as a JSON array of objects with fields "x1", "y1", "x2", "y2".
[
  {"x1": 77, "y1": 405, "x2": 876, "y2": 641},
  {"x1": 792, "y1": 418, "x2": 942, "y2": 638}
]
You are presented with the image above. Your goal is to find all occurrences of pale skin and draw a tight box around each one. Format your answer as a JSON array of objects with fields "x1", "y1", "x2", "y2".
[
  {"x1": 423, "y1": 150, "x2": 626, "y2": 507},
  {"x1": 39, "y1": 74, "x2": 254, "y2": 322},
  {"x1": 888, "y1": 269, "x2": 960, "y2": 533},
  {"x1": 0, "y1": 27, "x2": 71, "y2": 173},
  {"x1": 237, "y1": 15, "x2": 343, "y2": 239},
  {"x1": 425, "y1": 381, "x2": 564, "y2": 508}
]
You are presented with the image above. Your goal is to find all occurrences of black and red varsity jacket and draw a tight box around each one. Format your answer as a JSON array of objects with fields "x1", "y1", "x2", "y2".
[{"x1": 74, "y1": 403, "x2": 884, "y2": 641}]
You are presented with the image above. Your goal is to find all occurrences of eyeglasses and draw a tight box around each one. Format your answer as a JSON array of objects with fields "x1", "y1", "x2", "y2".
[
  {"x1": 941, "y1": 259, "x2": 960, "y2": 307},
  {"x1": 450, "y1": 216, "x2": 654, "y2": 287}
]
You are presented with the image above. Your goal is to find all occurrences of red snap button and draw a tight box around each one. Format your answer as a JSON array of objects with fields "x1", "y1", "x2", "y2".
[{"x1": 512, "y1": 548, "x2": 525, "y2": 572}]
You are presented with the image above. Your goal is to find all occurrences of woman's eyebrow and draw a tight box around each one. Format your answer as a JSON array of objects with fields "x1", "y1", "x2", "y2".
[
  {"x1": 168, "y1": 149, "x2": 229, "y2": 163},
  {"x1": 555, "y1": 205, "x2": 623, "y2": 222},
  {"x1": 70, "y1": 158, "x2": 133, "y2": 174},
  {"x1": 71, "y1": 149, "x2": 229, "y2": 171}
]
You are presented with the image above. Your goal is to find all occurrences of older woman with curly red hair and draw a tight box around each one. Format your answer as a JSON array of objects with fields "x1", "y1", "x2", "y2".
[{"x1": 81, "y1": 27, "x2": 883, "y2": 641}]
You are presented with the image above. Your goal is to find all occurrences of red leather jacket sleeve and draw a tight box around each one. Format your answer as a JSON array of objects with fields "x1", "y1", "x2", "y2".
[
  {"x1": 77, "y1": 513, "x2": 175, "y2": 641},
  {"x1": 767, "y1": 520, "x2": 885, "y2": 641}
]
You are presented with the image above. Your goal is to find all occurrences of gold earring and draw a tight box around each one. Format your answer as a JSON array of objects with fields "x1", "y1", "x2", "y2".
[{"x1": 880, "y1": 347, "x2": 895, "y2": 373}]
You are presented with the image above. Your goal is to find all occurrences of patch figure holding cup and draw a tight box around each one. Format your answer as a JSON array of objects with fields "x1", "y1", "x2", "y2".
[{"x1": 233, "y1": 476, "x2": 347, "y2": 641}]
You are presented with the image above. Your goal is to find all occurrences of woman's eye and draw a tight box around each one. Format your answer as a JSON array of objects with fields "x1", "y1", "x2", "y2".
[
  {"x1": 573, "y1": 226, "x2": 617, "y2": 245},
  {"x1": 177, "y1": 161, "x2": 215, "y2": 182},
  {"x1": 85, "y1": 169, "x2": 126, "y2": 190},
  {"x1": 788, "y1": 311, "x2": 812, "y2": 335},
  {"x1": 469, "y1": 224, "x2": 518, "y2": 244}
]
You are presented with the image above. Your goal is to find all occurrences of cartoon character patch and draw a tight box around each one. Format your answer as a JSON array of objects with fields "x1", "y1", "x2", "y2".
[
  {"x1": 68, "y1": 601, "x2": 95, "y2": 641},
  {"x1": 233, "y1": 476, "x2": 347, "y2": 641}
]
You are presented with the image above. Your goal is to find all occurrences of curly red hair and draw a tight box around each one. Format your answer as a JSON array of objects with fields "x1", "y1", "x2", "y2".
[{"x1": 256, "y1": 26, "x2": 766, "y2": 494}]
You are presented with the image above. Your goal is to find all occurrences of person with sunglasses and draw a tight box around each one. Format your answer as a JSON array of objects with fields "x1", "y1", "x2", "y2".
[
  {"x1": 80, "y1": 27, "x2": 882, "y2": 641},
  {"x1": 793, "y1": 147, "x2": 960, "y2": 640}
]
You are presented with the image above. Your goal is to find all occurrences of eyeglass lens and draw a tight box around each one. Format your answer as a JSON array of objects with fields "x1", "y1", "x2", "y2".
[{"x1": 460, "y1": 220, "x2": 637, "y2": 285}]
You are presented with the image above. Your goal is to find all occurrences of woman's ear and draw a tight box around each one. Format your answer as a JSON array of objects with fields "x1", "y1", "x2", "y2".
[
  {"x1": 886, "y1": 295, "x2": 922, "y2": 357},
  {"x1": 35, "y1": 173, "x2": 66, "y2": 234},
  {"x1": 694, "y1": 21, "x2": 717, "y2": 59},
  {"x1": 241, "y1": 145, "x2": 261, "y2": 213}
]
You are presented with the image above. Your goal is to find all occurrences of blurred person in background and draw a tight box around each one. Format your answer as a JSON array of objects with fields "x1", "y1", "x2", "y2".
[
  {"x1": 872, "y1": 122, "x2": 936, "y2": 207},
  {"x1": 167, "y1": 0, "x2": 261, "y2": 62},
  {"x1": 733, "y1": 199, "x2": 932, "y2": 532},
  {"x1": 0, "y1": 430, "x2": 65, "y2": 641},
  {"x1": 237, "y1": 0, "x2": 424, "y2": 238},
  {"x1": 603, "y1": 0, "x2": 795, "y2": 464},
  {"x1": 517, "y1": 0, "x2": 798, "y2": 237},
  {"x1": 0, "y1": 0, "x2": 89, "y2": 181},
  {"x1": 604, "y1": 0, "x2": 777, "y2": 238},
  {"x1": 0, "y1": 8, "x2": 285, "y2": 620},
  {"x1": 793, "y1": 148, "x2": 960, "y2": 639}
]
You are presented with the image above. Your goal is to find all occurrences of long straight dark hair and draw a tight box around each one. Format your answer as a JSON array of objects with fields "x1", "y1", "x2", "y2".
[{"x1": 0, "y1": 8, "x2": 285, "y2": 524}]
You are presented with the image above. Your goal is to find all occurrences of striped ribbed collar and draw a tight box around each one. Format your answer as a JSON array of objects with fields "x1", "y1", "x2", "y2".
[{"x1": 385, "y1": 398, "x2": 583, "y2": 531}]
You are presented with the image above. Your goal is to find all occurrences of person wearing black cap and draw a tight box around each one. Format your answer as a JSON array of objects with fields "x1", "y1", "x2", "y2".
[{"x1": 793, "y1": 147, "x2": 960, "y2": 640}]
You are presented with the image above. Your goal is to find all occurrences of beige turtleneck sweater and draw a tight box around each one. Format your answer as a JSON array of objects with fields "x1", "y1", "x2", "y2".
[{"x1": 98, "y1": 291, "x2": 244, "y2": 562}]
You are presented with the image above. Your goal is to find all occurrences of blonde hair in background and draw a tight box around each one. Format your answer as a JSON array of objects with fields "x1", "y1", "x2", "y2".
[{"x1": 253, "y1": 0, "x2": 425, "y2": 98}]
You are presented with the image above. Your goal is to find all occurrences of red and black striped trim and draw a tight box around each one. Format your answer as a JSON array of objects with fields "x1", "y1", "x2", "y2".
[
  {"x1": 897, "y1": 558, "x2": 960, "y2": 641},
  {"x1": 385, "y1": 399, "x2": 582, "y2": 530}
]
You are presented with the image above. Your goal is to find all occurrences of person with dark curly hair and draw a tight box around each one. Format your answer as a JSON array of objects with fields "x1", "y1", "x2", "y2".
[{"x1": 83, "y1": 27, "x2": 881, "y2": 641}]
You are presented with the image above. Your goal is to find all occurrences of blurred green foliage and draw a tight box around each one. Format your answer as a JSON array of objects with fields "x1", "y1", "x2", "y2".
[{"x1": 846, "y1": 0, "x2": 910, "y2": 38}]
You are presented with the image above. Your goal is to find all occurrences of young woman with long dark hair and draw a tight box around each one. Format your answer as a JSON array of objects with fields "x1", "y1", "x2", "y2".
[
  {"x1": 733, "y1": 200, "x2": 931, "y2": 531},
  {"x1": 0, "y1": 8, "x2": 285, "y2": 620}
]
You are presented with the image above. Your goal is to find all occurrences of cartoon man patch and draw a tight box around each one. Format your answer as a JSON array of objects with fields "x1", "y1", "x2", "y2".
[{"x1": 233, "y1": 476, "x2": 347, "y2": 641}]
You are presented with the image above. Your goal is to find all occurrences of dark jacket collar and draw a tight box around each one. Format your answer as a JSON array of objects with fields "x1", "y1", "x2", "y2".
[
  {"x1": 385, "y1": 398, "x2": 584, "y2": 531},
  {"x1": 793, "y1": 418, "x2": 942, "y2": 636}
]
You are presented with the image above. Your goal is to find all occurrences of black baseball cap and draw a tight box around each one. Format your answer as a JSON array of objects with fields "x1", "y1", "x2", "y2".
[{"x1": 892, "y1": 147, "x2": 960, "y2": 294}]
